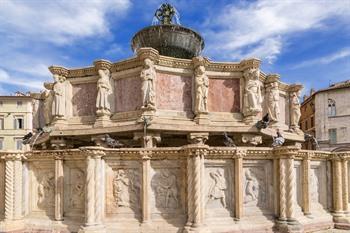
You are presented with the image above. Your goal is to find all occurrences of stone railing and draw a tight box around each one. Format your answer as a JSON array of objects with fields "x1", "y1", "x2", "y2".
[{"x1": 1, "y1": 147, "x2": 349, "y2": 233}]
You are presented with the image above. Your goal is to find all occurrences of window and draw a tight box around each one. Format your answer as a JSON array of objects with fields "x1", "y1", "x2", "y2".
[
  {"x1": 328, "y1": 99, "x2": 336, "y2": 116},
  {"x1": 311, "y1": 117, "x2": 314, "y2": 128},
  {"x1": 15, "y1": 138, "x2": 23, "y2": 150},
  {"x1": 0, "y1": 101, "x2": 3, "y2": 106},
  {"x1": 329, "y1": 128, "x2": 337, "y2": 144},
  {"x1": 0, "y1": 117, "x2": 3, "y2": 129},
  {"x1": 17, "y1": 101, "x2": 22, "y2": 107},
  {"x1": 14, "y1": 116, "x2": 24, "y2": 129},
  {"x1": 0, "y1": 138, "x2": 3, "y2": 150}
]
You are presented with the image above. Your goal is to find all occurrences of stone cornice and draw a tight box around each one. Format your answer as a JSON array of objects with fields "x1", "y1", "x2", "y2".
[{"x1": 0, "y1": 151, "x2": 26, "y2": 161}]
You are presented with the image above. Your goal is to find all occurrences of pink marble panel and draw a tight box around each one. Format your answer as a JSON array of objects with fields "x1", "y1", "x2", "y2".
[
  {"x1": 156, "y1": 72, "x2": 192, "y2": 112},
  {"x1": 208, "y1": 78, "x2": 240, "y2": 113},
  {"x1": 72, "y1": 83, "x2": 97, "y2": 116},
  {"x1": 115, "y1": 77, "x2": 142, "y2": 112}
]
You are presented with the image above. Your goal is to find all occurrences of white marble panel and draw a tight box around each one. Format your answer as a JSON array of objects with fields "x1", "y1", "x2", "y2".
[
  {"x1": 64, "y1": 160, "x2": 85, "y2": 218},
  {"x1": 29, "y1": 161, "x2": 55, "y2": 217},
  {"x1": 293, "y1": 161, "x2": 304, "y2": 217},
  {"x1": 150, "y1": 160, "x2": 186, "y2": 219},
  {"x1": 243, "y1": 160, "x2": 274, "y2": 216},
  {"x1": 105, "y1": 160, "x2": 141, "y2": 220},
  {"x1": 204, "y1": 159, "x2": 233, "y2": 218},
  {"x1": 310, "y1": 161, "x2": 330, "y2": 214}
]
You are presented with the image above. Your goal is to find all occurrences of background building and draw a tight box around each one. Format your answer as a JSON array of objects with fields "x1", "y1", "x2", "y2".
[
  {"x1": 301, "y1": 80, "x2": 350, "y2": 151},
  {"x1": 0, "y1": 93, "x2": 33, "y2": 151}
]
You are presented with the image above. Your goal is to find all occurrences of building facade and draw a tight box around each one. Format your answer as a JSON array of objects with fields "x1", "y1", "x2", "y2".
[
  {"x1": 301, "y1": 81, "x2": 350, "y2": 151},
  {"x1": 0, "y1": 94, "x2": 33, "y2": 151}
]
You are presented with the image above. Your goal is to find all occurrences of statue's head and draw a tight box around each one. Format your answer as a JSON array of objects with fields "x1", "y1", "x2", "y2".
[
  {"x1": 195, "y1": 65, "x2": 205, "y2": 75},
  {"x1": 144, "y1": 58, "x2": 153, "y2": 68}
]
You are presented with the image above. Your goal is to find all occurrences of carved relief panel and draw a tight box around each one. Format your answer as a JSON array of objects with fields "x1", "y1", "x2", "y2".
[
  {"x1": 150, "y1": 160, "x2": 186, "y2": 219},
  {"x1": 105, "y1": 160, "x2": 141, "y2": 220},
  {"x1": 0, "y1": 161, "x2": 4, "y2": 219},
  {"x1": 64, "y1": 160, "x2": 85, "y2": 218},
  {"x1": 293, "y1": 161, "x2": 304, "y2": 217},
  {"x1": 204, "y1": 160, "x2": 233, "y2": 218},
  {"x1": 243, "y1": 160, "x2": 274, "y2": 216},
  {"x1": 29, "y1": 161, "x2": 55, "y2": 217},
  {"x1": 309, "y1": 161, "x2": 330, "y2": 213}
]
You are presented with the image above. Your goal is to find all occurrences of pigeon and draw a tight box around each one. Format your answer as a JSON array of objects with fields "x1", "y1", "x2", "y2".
[
  {"x1": 272, "y1": 130, "x2": 285, "y2": 147},
  {"x1": 102, "y1": 134, "x2": 124, "y2": 148},
  {"x1": 304, "y1": 133, "x2": 319, "y2": 148},
  {"x1": 223, "y1": 132, "x2": 236, "y2": 147},
  {"x1": 256, "y1": 113, "x2": 270, "y2": 129},
  {"x1": 22, "y1": 132, "x2": 33, "y2": 144}
]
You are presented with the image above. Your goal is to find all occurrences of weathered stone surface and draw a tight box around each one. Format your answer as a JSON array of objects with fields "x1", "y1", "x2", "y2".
[
  {"x1": 156, "y1": 72, "x2": 192, "y2": 112},
  {"x1": 115, "y1": 77, "x2": 142, "y2": 112},
  {"x1": 208, "y1": 78, "x2": 240, "y2": 113},
  {"x1": 72, "y1": 83, "x2": 97, "y2": 116}
]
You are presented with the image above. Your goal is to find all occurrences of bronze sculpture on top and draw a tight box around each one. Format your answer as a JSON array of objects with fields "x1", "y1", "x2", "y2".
[{"x1": 131, "y1": 3, "x2": 204, "y2": 59}]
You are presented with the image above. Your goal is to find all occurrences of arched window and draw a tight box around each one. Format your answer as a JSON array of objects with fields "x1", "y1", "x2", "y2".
[{"x1": 328, "y1": 99, "x2": 336, "y2": 116}]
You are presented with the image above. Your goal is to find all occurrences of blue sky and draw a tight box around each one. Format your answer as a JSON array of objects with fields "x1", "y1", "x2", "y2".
[{"x1": 0, "y1": 0, "x2": 349, "y2": 96}]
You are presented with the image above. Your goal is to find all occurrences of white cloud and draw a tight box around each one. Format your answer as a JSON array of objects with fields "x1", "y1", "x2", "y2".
[
  {"x1": 0, "y1": 69, "x2": 44, "y2": 90},
  {"x1": 0, "y1": 0, "x2": 131, "y2": 45},
  {"x1": 292, "y1": 47, "x2": 350, "y2": 69},
  {"x1": 203, "y1": 0, "x2": 350, "y2": 62}
]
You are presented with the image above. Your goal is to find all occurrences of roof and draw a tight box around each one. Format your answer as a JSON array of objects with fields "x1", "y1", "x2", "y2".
[{"x1": 302, "y1": 79, "x2": 350, "y2": 105}]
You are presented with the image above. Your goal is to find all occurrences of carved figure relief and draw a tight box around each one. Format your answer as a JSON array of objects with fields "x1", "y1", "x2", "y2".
[
  {"x1": 37, "y1": 171, "x2": 55, "y2": 209},
  {"x1": 267, "y1": 82, "x2": 280, "y2": 122},
  {"x1": 70, "y1": 169, "x2": 85, "y2": 209},
  {"x1": 112, "y1": 169, "x2": 139, "y2": 208},
  {"x1": 153, "y1": 170, "x2": 179, "y2": 208},
  {"x1": 52, "y1": 74, "x2": 66, "y2": 118},
  {"x1": 96, "y1": 68, "x2": 112, "y2": 115},
  {"x1": 141, "y1": 58, "x2": 156, "y2": 110},
  {"x1": 290, "y1": 90, "x2": 301, "y2": 129},
  {"x1": 207, "y1": 169, "x2": 227, "y2": 208},
  {"x1": 243, "y1": 168, "x2": 266, "y2": 207},
  {"x1": 194, "y1": 65, "x2": 209, "y2": 114},
  {"x1": 243, "y1": 68, "x2": 262, "y2": 116}
]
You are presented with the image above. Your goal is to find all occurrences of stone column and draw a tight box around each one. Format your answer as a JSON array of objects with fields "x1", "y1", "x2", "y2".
[
  {"x1": 141, "y1": 152, "x2": 151, "y2": 223},
  {"x1": 1, "y1": 153, "x2": 25, "y2": 231},
  {"x1": 78, "y1": 147, "x2": 107, "y2": 233},
  {"x1": 234, "y1": 149, "x2": 245, "y2": 220},
  {"x1": 274, "y1": 147, "x2": 301, "y2": 232},
  {"x1": 85, "y1": 154, "x2": 95, "y2": 226},
  {"x1": 302, "y1": 154, "x2": 311, "y2": 216},
  {"x1": 184, "y1": 133, "x2": 209, "y2": 233},
  {"x1": 342, "y1": 159, "x2": 349, "y2": 214},
  {"x1": 54, "y1": 155, "x2": 64, "y2": 221},
  {"x1": 186, "y1": 156, "x2": 194, "y2": 227}
]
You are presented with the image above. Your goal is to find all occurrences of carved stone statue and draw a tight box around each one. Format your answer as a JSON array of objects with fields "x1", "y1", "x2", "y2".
[
  {"x1": 207, "y1": 169, "x2": 227, "y2": 208},
  {"x1": 244, "y1": 169, "x2": 259, "y2": 204},
  {"x1": 194, "y1": 65, "x2": 209, "y2": 114},
  {"x1": 96, "y1": 68, "x2": 112, "y2": 116},
  {"x1": 243, "y1": 68, "x2": 262, "y2": 116},
  {"x1": 267, "y1": 82, "x2": 280, "y2": 122},
  {"x1": 113, "y1": 169, "x2": 131, "y2": 207},
  {"x1": 290, "y1": 90, "x2": 301, "y2": 129},
  {"x1": 52, "y1": 74, "x2": 66, "y2": 118},
  {"x1": 37, "y1": 171, "x2": 55, "y2": 209},
  {"x1": 141, "y1": 58, "x2": 156, "y2": 110},
  {"x1": 42, "y1": 84, "x2": 54, "y2": 125},
  {"x1": 154, "y1": 3, "x2": 176, "y2": 25}
]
